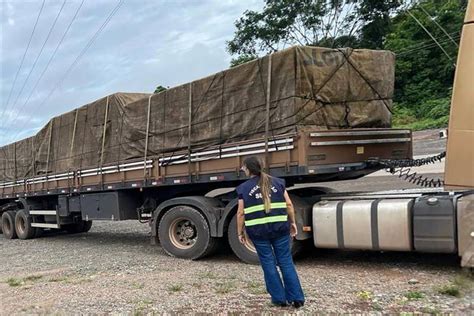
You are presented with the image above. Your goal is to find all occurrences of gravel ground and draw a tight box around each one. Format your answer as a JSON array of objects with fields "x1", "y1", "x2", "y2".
[
  {"x1": 1, "y1": 221, "x2": 473, "y2": 315},
  {"x1": 1, "y1": 129, "x2": 473, "y2": 315}
]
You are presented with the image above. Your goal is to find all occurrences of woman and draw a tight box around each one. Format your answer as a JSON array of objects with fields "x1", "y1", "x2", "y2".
[{"x1": 236, "y1": 156, "x2": 305, "y2": 308}]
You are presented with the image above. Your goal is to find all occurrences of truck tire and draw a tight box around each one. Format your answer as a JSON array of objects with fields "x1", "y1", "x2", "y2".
[
  {"x1": 228, "y1": 213, "x2": 304, "y2": 264},
  {"x1": 158, "y1": 205, "x2": 217, "y2": 260},
  {"x1": 1, "y1": 211, "x2": 18, "y2": 239},
  {"x1": 228, "y1": 214, "x2": 259, "y2": 264},
  {"x1": 64, "y1": 220, "x2": 92, "y2": 234},
  {"x1": 15, "y1": 210, "x2": 36, "y2": 240},
  {"x1": 82, "y1": 220, "x2": 93, "y2": 232}
]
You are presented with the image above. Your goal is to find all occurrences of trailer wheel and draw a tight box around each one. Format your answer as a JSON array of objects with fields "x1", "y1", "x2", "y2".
[
  {"x1": 158, "y1": 206, "x2": 216, "y2": 260},
  {"x1": 228, "y1": 214, "x2": 259, "y2": 264},
  {"x1": 1, "y1": 211, "x2": 18, "y2": 239},
  {"x1": 15, "y1": 210, "x2": 36, "y2": 240},
  {"x1": 228, "y1": 213, "x2": 303, "y2": 264}
]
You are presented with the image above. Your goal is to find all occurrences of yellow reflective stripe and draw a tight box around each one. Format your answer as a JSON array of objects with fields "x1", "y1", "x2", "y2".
[
  {"x1": 244, "y1": 202, "x2": 287, "y2": 214},
  {"x1": 245, "y1": 215, "x2": 288, "y2": 227}
]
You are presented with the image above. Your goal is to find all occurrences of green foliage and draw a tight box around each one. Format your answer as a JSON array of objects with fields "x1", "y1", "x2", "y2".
[
  {"x1": 393, "y1": 97, "x2": 450, "y2": 130},
  {"x1": 438, "y1": 284, "x2": 460, "y2": 297},
  {"x1": 227, "y1": 0, "x2": 466, "y2": 130},
  {"x1": 357, "y1": 290, "x2": 373, "y2": 300},
  {"x1": 6, "y1": 277, "x2": 23, "y2": 287},
  {"x1": 230, "y1": 54, "x2": 258, "y2": 68},
  {"x1": 226, "y1": 0, "x2": 402, "y2": 57},
  {"x1": 404, "y1": 290, "x2": 424, "y2": 300},
  {"x1": 154, "y1": 85, "x2": 167, "y2": 94}
]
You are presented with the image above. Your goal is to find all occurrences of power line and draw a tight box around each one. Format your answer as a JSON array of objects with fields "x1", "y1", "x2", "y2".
[
  {"x1": 36, "y1": 0, "x2": 125, "y2": 110},
  {"x1": 5, "y1": 0, "x2": 85, "y2": 136},
  {"x1": 1, "y1": 0, "x2": 46, "y2": 120},
  {"x1": 3, "y1": 0, "x2": 67, "y2": 132},
  {"x1": 406, "y1": 9, "x2": 455, "y2": 66},
  {"x1": 417, "y1": 5, "x2": 459, "y2": 48},
  {"x1": 395, "y1": 34, "x2": 460, "y2": 57},
  {"x1": 7, "y1": 0, "x2": 124, "y2": 144}
]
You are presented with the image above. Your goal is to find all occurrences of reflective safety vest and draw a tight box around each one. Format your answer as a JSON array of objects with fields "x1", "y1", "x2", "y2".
[{"x1": 236, "y1": 176, "x2": 290, "y2": 240}]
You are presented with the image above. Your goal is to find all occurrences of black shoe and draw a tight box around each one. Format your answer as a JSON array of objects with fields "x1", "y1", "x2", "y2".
[
  {"x1": 293, "y1": 301, "x2": 305, "y2": 308},
  {"x1": 272, "y1": 301, "x2": 288, "y2": 307}
]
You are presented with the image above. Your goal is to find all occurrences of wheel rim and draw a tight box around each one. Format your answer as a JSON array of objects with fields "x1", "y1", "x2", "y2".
[
  {"x1": 16, "y1": 216, "x2": 25, "y2": 235},
  {"x1": 168, "y1": 217, "x2": 198, "y2": 250}
]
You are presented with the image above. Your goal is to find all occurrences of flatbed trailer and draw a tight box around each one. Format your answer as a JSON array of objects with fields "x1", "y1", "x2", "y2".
[
  {"x1": 2, "y1": 3, "x2": 473, "y2": 269},
  {"x1": 0, "y1": 128, "x2": 416, "y2": 261}
]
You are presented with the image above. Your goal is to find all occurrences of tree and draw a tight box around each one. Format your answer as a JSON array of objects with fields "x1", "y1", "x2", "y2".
[
  {"x1": 384, "y1": 0, "x2": 466, "y2": 128},
  {"x1": 154, "y1": 85, "x2": 168, "y2": 94},
  {"x1": 227, "y1": 0, "x2": 402, "y2": 65}
]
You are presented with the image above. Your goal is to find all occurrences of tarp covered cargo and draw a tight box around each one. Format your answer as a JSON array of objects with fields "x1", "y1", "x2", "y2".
[{"x1": 0, "y1": 46, "x2": 395, "y2": 181}]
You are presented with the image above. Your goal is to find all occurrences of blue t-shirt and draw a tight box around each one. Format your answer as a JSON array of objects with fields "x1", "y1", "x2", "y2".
[{"x1": 236, "y1": 176, "x2": 290, "y2": 240}]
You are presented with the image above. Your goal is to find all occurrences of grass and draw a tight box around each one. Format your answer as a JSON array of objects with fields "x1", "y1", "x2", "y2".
[
  {"x1": 6, "y1": 277, "x2": 24, "y2": 287},
  {"x1": 198, "y1": 271, "x2": 218, "y2": 280},
  {"x1": 215, "y1": 281, "x2": 236, "y2": 294},
  {"x1": 5, "y1": 275, "x2": 43, "y2": 287},
  {"x1": 371, "y1": 302, "x2": 383, "y2": 311},
  {"x1": 246, "y1": 281, "x2": 266, "y2": 295},
  {"x1": 421, "y1": 306, "x2": 441, "y2": 314},
  {"x1": 131, "y1": 282, "x2": 145, "y2": 290},
  {"x1": 48, "y1": 276, "x2": 68, "y2": 283},
  {"x1": 24, "y1": 275, "x2": 42, "y2": 282},
  {"x1": 357, "y1": 290, "x2": 373, "y2": 301},
  {"x1": 168, "y1": 284, "x2": 183, "y2": 293},
  {"x1": 404, "y1": 290, "x2": 424, "y2": 300},
  {"x1": 133, "y1": 299, "x2": 153, "y2": 316},
  {"x1": 437, "y1": 272, "x2": 473, "y2": 297},
  {"x1": 438, "y1": 284, "x2": 460, "y2": 297}
]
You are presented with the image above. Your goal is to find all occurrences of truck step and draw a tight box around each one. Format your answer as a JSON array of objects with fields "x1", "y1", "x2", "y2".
[
  {"x1": 29, "y1": 210, "x2": 57, "y2": 215},
  {"x1": 31, "y1": 223, "x2": 60, "y2": 229}
]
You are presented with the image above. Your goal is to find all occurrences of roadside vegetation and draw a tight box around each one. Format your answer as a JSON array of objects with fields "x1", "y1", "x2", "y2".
[{"x1": 227, "y1": 0, "x2": 466, "y2": 130}]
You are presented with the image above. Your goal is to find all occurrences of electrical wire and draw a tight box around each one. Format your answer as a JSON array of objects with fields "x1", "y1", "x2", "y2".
[
  {"x1": 4, "y1": 0, "x2": 85, "y2": 142},
  {"x1": 1, "y1": 0, "x2": 46, "y2": 121},
  {"x1": 37, "y1": 0, "x2": 125, "y2": 109},
  {"x1": 1, "y1": 0, "x2": 67, "y2": 132},
  {"x1": 7, "y1": 0, "x2": 123, "y2": 144}
]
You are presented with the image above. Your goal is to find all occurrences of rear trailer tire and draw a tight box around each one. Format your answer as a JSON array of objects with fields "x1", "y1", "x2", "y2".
[
  {"x1": 15, "y1": 210, "x2": 36, "y2": 240},
  {"x1": 1, "y1": 211, "x2": 18, "y2": 239},
  {"x1": 228, "y1": 213, "x2": 303, "y2": 264},
  {"x1": 158, "y1": 206, "x2": 217, "y2": 260}
]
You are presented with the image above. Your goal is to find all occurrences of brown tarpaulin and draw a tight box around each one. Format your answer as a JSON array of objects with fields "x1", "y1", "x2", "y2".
[{"x1": 0, "y1": 46, "x2": 395, "y2": 181}]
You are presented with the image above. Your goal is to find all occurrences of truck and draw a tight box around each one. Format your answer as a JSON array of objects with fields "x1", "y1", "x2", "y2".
[{"x1": 1, "y1": 4, "x2": 473, "y2": 268}]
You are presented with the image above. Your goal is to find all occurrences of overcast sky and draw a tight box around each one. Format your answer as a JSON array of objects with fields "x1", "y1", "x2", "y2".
[{"x1": 0, "y1": 0, "x2": 262, "y2": 146}]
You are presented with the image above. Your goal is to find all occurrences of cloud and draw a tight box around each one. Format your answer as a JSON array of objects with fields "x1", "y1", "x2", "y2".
[{"x1": 0, "y1": 0, "x2": 262, "y2": 146}]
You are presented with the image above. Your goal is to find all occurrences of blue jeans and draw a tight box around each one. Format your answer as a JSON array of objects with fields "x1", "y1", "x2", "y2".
[{"x1": 251, "y1": 234, "x2": 305, "y2": 304}]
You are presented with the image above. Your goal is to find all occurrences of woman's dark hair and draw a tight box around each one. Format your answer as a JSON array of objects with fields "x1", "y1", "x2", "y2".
[{"x1": 243, "y1": 156, "x2": 271, "y2": 213}]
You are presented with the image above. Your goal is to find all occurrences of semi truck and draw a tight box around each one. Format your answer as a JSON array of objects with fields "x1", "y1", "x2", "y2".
[{"x1": 1, "y1": 4, "x2": 473, "y2": 268}]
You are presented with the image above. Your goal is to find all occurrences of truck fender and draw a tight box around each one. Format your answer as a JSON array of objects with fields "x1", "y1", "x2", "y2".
[
  {"x1": 216, "y1": 198, "x2": 239, "y2": 237},
  {"x1": 151, "y1": 196, "x2": 223, "y2": 241}
]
